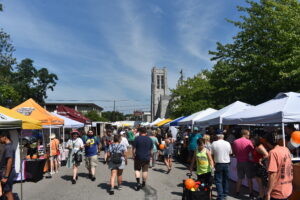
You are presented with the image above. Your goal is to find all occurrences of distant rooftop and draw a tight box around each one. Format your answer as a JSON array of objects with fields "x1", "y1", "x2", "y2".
[{"x1": 44, "y1": 102, "x2": 103, "y2": 111}]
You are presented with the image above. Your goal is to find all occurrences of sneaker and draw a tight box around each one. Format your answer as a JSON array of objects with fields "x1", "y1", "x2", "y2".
[
  {"x1": 72, "y1": 179, "x2": 76, "y2": 184},
  {"x1": 166, "y1": 169, "x2": 171, "y2": 174},
  {"x1": 117, "y1": 185, "x2": 122, "y2": 190},
  {"x1": 91, "y1": 176, "x2": 96, "y2": 181},
  {"x1": 135, "y1": 183, "x2": 141, "y2": 191},
  {"x1": 141, "y1": 182, "x2": 146, "y2": 188},
  {"x1": 109, "y1": 188, "x2": 114, "y2": 195}
]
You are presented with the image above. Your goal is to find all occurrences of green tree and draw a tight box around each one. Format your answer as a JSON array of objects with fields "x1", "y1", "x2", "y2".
[
  {"x1": 0, "y1": 85, "x2": 20, "y2": 107},
  {"x1": 168, "y1": 71, "x2": 215, "y2": 118},
  {"x1": 209, "y1": 0, "x2": 300, "y2": 105},
  {"x1": 102, "y1": 111, "x2": 125, "y2": 121},
  {"x1": 13, "y1": 58, "x2": 58, "y2": 104},
  {"x1": 84, "y1": 110, "x2": 108, "y2": 122}
]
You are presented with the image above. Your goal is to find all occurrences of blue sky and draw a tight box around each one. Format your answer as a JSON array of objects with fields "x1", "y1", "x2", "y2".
[{"x1": 0, "y1": 0, "x2": 249, "y2": 113}]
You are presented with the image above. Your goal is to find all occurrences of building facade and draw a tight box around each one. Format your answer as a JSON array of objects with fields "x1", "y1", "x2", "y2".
[{"x1": 151, "y1": 67, "x2": 171, "y2": 121}]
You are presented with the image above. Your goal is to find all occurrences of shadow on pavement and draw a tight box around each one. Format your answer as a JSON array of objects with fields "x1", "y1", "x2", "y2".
[
  {"x1": 143, "y1": 185, "x2": 158, "y2": 200},
  {"x1": 152, "y1": 168, "x2": 166, "y2": 174},
  {"x1": 122, "y1": 180, "x2": 137, "y2": 191},
  {"x1": 77, "y1": 172, "x2": 89, "y2": 179},
  {"x1": 98, "y1": 183, "x2": 110, "y2": 193},
  {"x1": 171, "y1": 191, "x2": 182, "y2": 197},
  {"x1": 60, "y1": 175, "x2": 73, "y2": 182},
  {"x1": 175, "y1": 166, "x2": 187, "y2": 170}
]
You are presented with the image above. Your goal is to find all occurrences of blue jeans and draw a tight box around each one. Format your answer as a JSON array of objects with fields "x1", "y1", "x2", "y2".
[{"x1": 214, "y1": 163, "x2": 230, "y2": 200}]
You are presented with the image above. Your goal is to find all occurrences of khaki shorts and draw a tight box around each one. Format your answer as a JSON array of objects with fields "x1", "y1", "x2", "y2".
[
  {"x1": 237, "y1": 161, "x2": 255, "y2": 179},
  {"x1": 85, "y1": 155, "x2": 98, "y2": 169}
]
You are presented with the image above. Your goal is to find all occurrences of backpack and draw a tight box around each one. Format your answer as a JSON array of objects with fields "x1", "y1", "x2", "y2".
[{"x1": 111, "y1": 144, "x2": 122, "y2": 165}]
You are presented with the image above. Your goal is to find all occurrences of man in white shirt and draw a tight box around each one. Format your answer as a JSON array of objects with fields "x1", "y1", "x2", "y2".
[
  {"x1": 120, "y1": 131, "x2": 129, "y2": 151},
  {"x1": 211, "y1": 133, "x2": 232, "y2": 200}
]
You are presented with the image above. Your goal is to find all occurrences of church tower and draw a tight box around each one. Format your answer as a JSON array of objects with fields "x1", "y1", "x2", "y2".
[{"x1": 151, "y1": 67, "x2": 170, "y2": 121}]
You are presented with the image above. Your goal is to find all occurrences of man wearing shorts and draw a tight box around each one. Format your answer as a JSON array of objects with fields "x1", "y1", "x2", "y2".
[
  {"x1": 83, "y1": 130, "x2": 100, "y2": 181},
  {"x1": 132, "y1": 127, "x2": 153, "y2": 191},
  {"x1": 232, "y1": 129, "x2": 255, "y2": 198},
  {"x1": 0, "y1": 131, "x2": 16, "y2": 200}
]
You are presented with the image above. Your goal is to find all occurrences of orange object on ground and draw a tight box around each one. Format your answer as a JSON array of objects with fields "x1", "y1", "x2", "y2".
[
  {"x1": 159, "y1": 144, "x2": 165, "y2": 150},
  {"x1": 185, "y1": 178, "x2": 195, "y2": 190},
  {"x1": 291, "y1": 131, "x2": 300, "y2": 144}
]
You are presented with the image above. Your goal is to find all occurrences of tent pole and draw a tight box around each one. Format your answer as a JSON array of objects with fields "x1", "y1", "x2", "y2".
[
  {"x1": 49, "y1": 124, "x2": 52, "y2": 175},
  {"x1": 282, "y1": 123, "x2": 286, "y2": 147},
  {"x1": 19, "y1": 129, "x2": 23, "y2": 200}
]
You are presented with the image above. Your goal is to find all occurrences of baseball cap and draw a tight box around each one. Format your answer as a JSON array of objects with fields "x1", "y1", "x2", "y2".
[
  {"x1": 193, "y1": 127, "x2": 199, "y2": 131},
  {"x1": 120, "y1": 131, "x2": 125, "y2": 135}
]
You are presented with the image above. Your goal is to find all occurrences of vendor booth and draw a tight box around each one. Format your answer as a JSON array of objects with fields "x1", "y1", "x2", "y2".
[
  {"x1": 194, "y1": 101, "x2": 252, "y2": 128},
  {"x1": 222, "y1": 92, "x2": 300, "y2": 197},
  {"x1": 13, "y1": 98, "x2": 64, "y2": 177},
  {"x1": 178, "y1": 108, "x2": 217, "y2": 126},
  {"x1": 150, "y1": 118, "x2": 164, "y2": 127}
]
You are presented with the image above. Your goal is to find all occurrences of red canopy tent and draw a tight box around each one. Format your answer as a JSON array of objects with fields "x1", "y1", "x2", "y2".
[{"x1": 56, "y1": 105, "x2": 91, "y2": 124}]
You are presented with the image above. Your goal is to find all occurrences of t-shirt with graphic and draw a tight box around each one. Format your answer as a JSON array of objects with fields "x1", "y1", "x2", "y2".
[
  {"x1": 268, "y1": 146, "x2": 293, "y2": 199},
  {"x1": 83, "y1": 135, "x2": 100, "y2": 157},
  {"x1": 196, "y1": 148, "x2": 211, "y2": 175}
]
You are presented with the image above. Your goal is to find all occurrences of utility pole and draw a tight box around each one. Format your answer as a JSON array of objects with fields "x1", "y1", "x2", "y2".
[{"x1": 113, "y1": 100, "x2": 116, "y2": 122}]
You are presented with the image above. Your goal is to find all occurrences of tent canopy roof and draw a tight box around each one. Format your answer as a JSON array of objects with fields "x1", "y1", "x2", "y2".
[
  {"x1": 12, "y1": 98, "x2": 64, "y2": 126},
  {"x1": 223, "y1": 92, "x2": 300, "y2": 124},
  {"x1": 57, "y1": 105, "x2": 91, "y2": 124},
  {"x1": 155, "y1": 118, "x2": 172, "y2": 127},
  {"x1": 178, "y1": 108, "x2": 217, "y2": 126},
  {"x1": 51, "y1": 112, "x2": 84, "y2": 128},
  {"x1": 195, "y1": 101, "x2": 252, "y2": 126},
  {"x1": 0, "y1": 113, "x2": 22, "y2": 129},
  {"x1": 0, "y1": 106, "x2": 42, "y2": 129}
]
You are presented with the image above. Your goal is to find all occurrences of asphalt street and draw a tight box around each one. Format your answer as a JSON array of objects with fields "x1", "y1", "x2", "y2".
[{"x1": 13, "y1": 156, "x2": 251, "y2": 200}]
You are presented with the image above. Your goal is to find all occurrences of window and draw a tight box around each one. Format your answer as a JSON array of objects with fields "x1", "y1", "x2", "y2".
[
  {"x1": 161, "y1": 75, "x2": 165, "y2": 89},
  {"x1": 157, "y1": 75, "x2": 160, "y2": 89}
]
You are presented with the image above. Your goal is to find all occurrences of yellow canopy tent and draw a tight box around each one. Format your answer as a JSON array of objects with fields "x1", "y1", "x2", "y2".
[
  {"x1": 0, "y1": 106, "x2": 42, "y2": 129},
  {"x1": 12, "y1": 98, "x2": 64, "y2": 126},
  {"x1": 155, "y1": 118, "x2": 172, "y2": 127}
]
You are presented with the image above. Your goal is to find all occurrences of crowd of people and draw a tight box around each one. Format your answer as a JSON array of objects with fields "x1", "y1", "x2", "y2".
[
  {"x1": 2, "y1": 123, "x2": 295, "y2": 200},
  {"x1": 59, "y1": 125, "x2": 296, "y2": 200}
]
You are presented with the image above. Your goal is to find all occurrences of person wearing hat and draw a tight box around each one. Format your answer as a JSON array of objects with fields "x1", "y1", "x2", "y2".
[
  {"x1": 66, "y1": 130, "x2": 84, "y2": 184},
  {"x1": 50, "y1": 133, "x2": 60, "y2": 175},
  {"x1": 120, "y1": 131, "x2": 129, "y2": 152},
  {"x1": 187, "y1": 127, "x2": 202, "y2": 163},
  {"x1": 0, "y1": 131, "x2": 16, "y2": 200}
]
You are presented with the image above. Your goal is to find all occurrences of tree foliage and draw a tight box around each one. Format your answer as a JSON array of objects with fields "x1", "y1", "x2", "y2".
[
  {"x1": 170, "y1": 0, "x2": 300, "y2": 117},
  {"x1": 168, "y1": 71, "x2": 215, "y2": 118},
  {"x1": 209, "y1": 0, "x2": 300, "y2": 105},
  {"x1": 84, "y1": 110, "x2": 108, "y2": 122},
  {"x1": 102, "y1": 111, "x2": 125, "y2": 122}
]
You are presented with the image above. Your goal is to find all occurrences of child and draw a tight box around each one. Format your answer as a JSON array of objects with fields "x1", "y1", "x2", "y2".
[{"x1": 189, "y1": 138, "x2": 214, "y2": 200}]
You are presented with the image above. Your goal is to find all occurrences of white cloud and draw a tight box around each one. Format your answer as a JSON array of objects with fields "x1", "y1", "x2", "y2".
[{"x1": 176, "y1": 0, "x2": 224, "y2": 64}]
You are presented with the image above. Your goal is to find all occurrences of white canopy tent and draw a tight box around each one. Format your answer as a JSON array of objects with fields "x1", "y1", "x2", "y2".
[
  {"x1": 51, "y1": 112, "x2": 84, "y2": 128},
  {"x1": 178, "y1": 108, "x2": 217, "y2": 126},
  {"x1": 194, "y1": 101, "x2": 252, "y2": 128},
  {"x1": 150, "y1": 118, "x2": 164, "y2": 127},
  {"x1": 223, "y1": 92, "x2": 300, "y2": 146},
  {"x1": 0, "y1": 113, "x2": 22, "y2": 129}
]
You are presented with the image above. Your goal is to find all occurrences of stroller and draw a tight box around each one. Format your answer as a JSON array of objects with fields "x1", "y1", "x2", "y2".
[{"x1": 182, "y1": 173, "x2": 211, "y2": 200}]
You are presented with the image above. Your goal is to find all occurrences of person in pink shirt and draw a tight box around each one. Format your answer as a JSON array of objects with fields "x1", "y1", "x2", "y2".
[
  {"x1": 266, "y1": 133, "x2": 293, "y2": 200},
  {"x1": 232, "y1": 129, "x2": 255, "y2": 198}
]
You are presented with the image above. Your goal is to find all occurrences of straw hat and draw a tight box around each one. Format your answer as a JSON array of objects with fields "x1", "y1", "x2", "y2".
[{"x1": 50, "y1": 133, "x2": 56, "y2": 139}]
